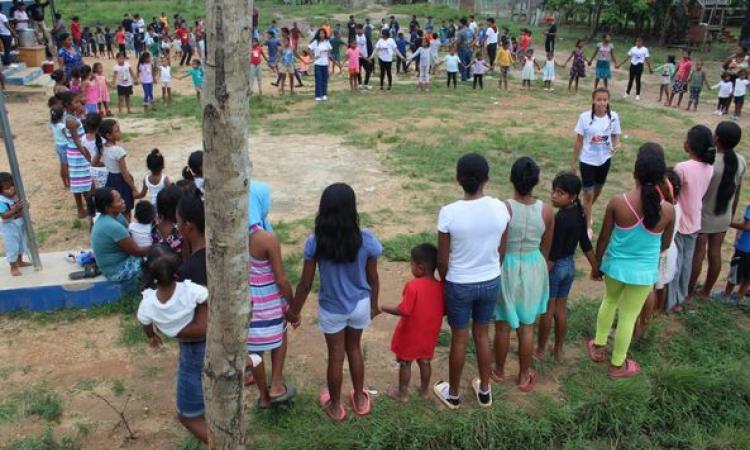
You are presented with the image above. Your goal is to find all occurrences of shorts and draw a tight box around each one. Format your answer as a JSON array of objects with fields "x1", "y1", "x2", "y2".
[
  {"x1": 176, "y1": 340, "x2": 206, "y2": 418},
  {"x1": 444, "y1": 277, "x2": 500, "y2": 329},
  {"x1": 98, "y1": 44, "x2": 105, "y2": 53},
  {"x1": 689, "y1": 87, "x2": 702, "y2": 102},
  {"x1": 672, "y1": 79, "x2": 687, "y2": 94},
  {"x1": 161, "y1": 81, "x2": 171, "y2": 88},
  {"x1": 249, "y1": 64, "x2": 262, "y2": 82},
  {"x1": 579, "y1": 159, "x2": 611, "y2": 189},
  {"x1": 499, "y1": 66, "x2": 509, "y2": 80},
  {"x1": 729, "y1": 250, "x2": 750, "y2": 285},
  {"x1": 117, "y1": 85, "x2": 133, "y2": 96},
  {"x1": 549, "y1": 256, "x2": 575, "y2": 298},
  {"x1": 85, "y1": 103, "x2": 98, "y2": 114},
  {"x1": 735, "y1": 95, "x2": 745, "y2": 106},
  {"x1": 54, "y1": 144, "x2": 67, "y2": 164},
  {"x1": 348, "y1": 67, "x2": 360, "y2": 76},
  {"x1": 118, "y1": 43, "x2": 126, "y2": 54},
  {"x1": 318, "y1": 297, "x2": 371, "y2": 334},
  {"x1": 2, "y1": 219, "x2": 27, "y2": 263},
  {"x1": 279, "y1": 62, "x2": 295, "y2": 73}
]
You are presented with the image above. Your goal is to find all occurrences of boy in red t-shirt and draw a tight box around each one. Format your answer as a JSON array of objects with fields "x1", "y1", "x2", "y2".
[
  {"x1": 249, "y1": 38, "x2": 268, "y2": 95},
  {"x1": 71, "y1": 17, "x2": 82, "y2": 49},
  {"x1": 115, "y1": 27, "x2": 126, "y2": 56},
  {"x1": 381, "y1": 243, "x2": 444, "y2": 401}
]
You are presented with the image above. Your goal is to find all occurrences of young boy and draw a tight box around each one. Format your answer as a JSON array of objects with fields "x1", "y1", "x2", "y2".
[
  {"x1": 732, "y1": 70, "x2": 749, "y2": 120},
  {"x1": 721, "y1": 203, "x2": 750, "y2": 304},
  {"x1": 265, "y1": 31, "x2": 280, "y2": 75},
  {"x1": 685, "y1": 60, "x2": 710, "y2": 112},
  {"x1": 381, "y1": 244, "x2": 444, "y2": 401},
  {"x1": 496, "y1": 41, "x2": 514, "y2": 90},
  {"x1": 105, "y1": 27, "x2": 115, "y2": 59},
  {"x1": 0, "y1": 172, "x2": 30, "y2": 276},
  {"x1": 249, "y1": 38, "x2": 267, "y2": 96},
  {"x1": 395, "y1": 32, "x2": 409, "y2": 74},
  {"x1": 180, "y1": 59, "x2": 204, "y2": 100}
]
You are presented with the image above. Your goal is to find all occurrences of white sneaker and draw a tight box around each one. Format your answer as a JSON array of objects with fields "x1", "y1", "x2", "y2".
[
  {"x1": 322, "y1": 95, "x2": 328, "y2": 101},
  {"x1": 315, "y1": 97, "x2": 322, "y2": 101},
  {"x1": 635, "y1": 95, "x2": 641, "y2": 101},
  {"x1": 623, "y1": 93, "x2": 629, "y2": 98}
]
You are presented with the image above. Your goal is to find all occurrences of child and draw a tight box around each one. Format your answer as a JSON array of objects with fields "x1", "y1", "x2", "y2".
[
  {"x1": 138, "y1": 52, "x2": 156, "y2": 111},
  {"x1": 51, "y1": 69, "x2": 68, "y2": 95},
  {"x1": 381, "y1": 243, "x2": 444, "y2": 401},
  {"x1": 395, "y1": 32, "x2": 409, "y2": 73},
  {"x1": 521, "y1": 49, "x2": 541, "y2": 90},
  {"x1": 655, "y1": 55, "x2": 676, "y2": 103},
  {"x1": 666, "y1": 49, "x2": 692, "y2": 108},
  {"x1": 713, "y1": 72, "x2": 733, "y2": 116},
  {"x1": 94, "y1": 119, "x2": 138, "y2": 219},
  {"x1": 61, "y1": 92, "x2": 92, "y2": 219},
  {"x1": 266, "y1": 31, "x2": 280, "y2": 75},
  {"x1": 115, "y1": 27, "x2": 126, "y2": 56},
  {"x1": 69, "y1": 68, "x2": 82, "y2": 95},
  {"x1": 564, "y1": 40, "x2": 585, "y2": 92},
  {"x1": 666, "y1": 126, "x2": 715, "y2": 313},
  {"x1": 589, "y1": 33, "x2": 617, "y2": 90},
  {"x1": 82, "y1": 112, "x2": 108, "y2": 190},
  {"x1": 346, "y1": 41, "x2": 360, "y2": 91},
  {"x1": 467, "y1": 52, "x2": 490, "y2": 90},
  {"x1": 732, "y1": 70, "x2": 749, "y2": 120},
  {"x1": 96, "y1": 28, "x2": 106, "y2": 58},
  {"x1": 542, "y1": 52, "x2": 556, "y2": 91},
  {"x1": 161, "y1": 35, "x2": 172, "y2": 64},
  {"x1": 81, "y1": 65, "x2": 99, "y2": 114},
  {"x1": 49, "y1": 105, "x2": 68, "y2": 188},
  {"x1": 247, "y1": 189, "x2": 296, "y2": 408},
  {"x1": 496, "y1": 41, "x2": 514, "y2": 90},
  {"x1": 299, "y1": 49, "x2": 311, "y2": 76},
  {"x1": 685, "y1": 60, "x2": 710, "y2": 111},
  {"x1": 137, "y1": 148, "x2": 171, "y2": 207},
  {"x1": 180, "y1": 59, "x2": 204, "y2": 100},
  {"x1": 93, "y1": 63, "x2": 112, "y2": 116},
  {"x1": 440, "y1": 47, "x2": 460, "y2": 89},
  {"x1": 329, "y1": 31, "x2": 343, "y2": 75},
  {"x1": 159, "y1": 57, "x2": 172, "y2": 104},
  {"x1": 0, "y1": 172, "x2": 30, "y2": 276},
  {"x1": 721, "y1": 201, "x2": 750, "y2": 304},
  {"x1": 136, "y1": 245, "x2": 208, "y2": 442},
  {"x1": 154, "y1": 185, "x2": 186, "y2": 257},
  {"x1": 249, "y1": 38, "x2": 268, "y2": 96},
  {"x1": 429, "y1": 32, "x2": 440, "y2": 74},
  {"x1": 407, "y1": 40, "x2": 435, "y2": 92},
  {"x1": 112, "y1": 52, "x2": 138, "y2": 114},
  {"x1": 105, "y1": 27, "x2": 115, "y2": 59},
  {"x1": 182, "y1": 150, "x2": 204, "y2": 193},
  {"x1": 130, "y1": 200, "x2": 155, "y2": 248},
  {"x1": 286, "y1": 183, "x2": 382, "y2": 421},
  {"x1": 278, "y1": 37, "x2": 300, "y2": 95},
  {"x1": 536, "y1": 172, "x2": 599, "y2": 361}
]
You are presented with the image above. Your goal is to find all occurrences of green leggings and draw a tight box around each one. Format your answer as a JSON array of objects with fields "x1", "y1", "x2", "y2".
[{"x1": 594, "y1": 277, "x2": 652, "y2": 366}]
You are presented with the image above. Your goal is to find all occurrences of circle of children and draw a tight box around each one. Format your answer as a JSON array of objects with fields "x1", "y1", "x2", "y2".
[{"x1": 1, "y1": 9, "x2": 749, "y2": 446}]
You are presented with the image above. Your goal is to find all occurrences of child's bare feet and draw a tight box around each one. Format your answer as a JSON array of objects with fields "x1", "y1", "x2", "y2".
[
  {"x1": 10, "y1": 266, "x2": 21, "y2": 276},
  {"x1": 386, "y1": 387, "x2": 408, "y2": 402},
  {"x1": 18, "y1": 261, "x2": 32, "y2": 268},
  {"x1": 418, "y1": 388, "x2": 430, "y2": 399}
]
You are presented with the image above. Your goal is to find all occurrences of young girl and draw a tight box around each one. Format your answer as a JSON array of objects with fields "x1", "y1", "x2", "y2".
[
  {"x1": 655, "y1": 55, "x2": 676, "y2": 103},
  {"x1": 161, "y1": 35, "x2": 172, "y2": 64},
  {"x1": 299, "y1": 49, "x2": 311, "y2": 76},
  {"x1": 159, "y1": 57, "x2": 172, "y2": 104},
  {"x1": 713, "y1": 72, "x2": 734, "y2": 115},
  {"x1": 69, "y1": 68, "x2": 82, "y2": 95},
  {"x1": 407, "y1": 40, "x2": 436, "y2": 92},
  {"x1": 496, "y1": 41, "x2": 514, "y2": 90},
  {"x1": 588, "y1": 146, "x2": 674, "y2": 377},
  {"x1": 136, "y1": 149, "x2": 172, "y2": 207},
  {"x1": 81, "y1": 65, "x2": 99, "y2": 114},
  {"x1": 733, "y1": 70, "x2": 749, "y2": 119},
  {"x1": 666, "y1": 49, "x2": 692, "y2": 108},
  {"x1": 179, "y1": 59, "x2": 204, "y2": 100},
  {"x1": 82, "y1": 112, "x2": 108, "y2": 190},
  {"x1": 564, "y1": 40, "x2": 586, "y2": 92},
  {"x1": 138, "y1": 52, "x2": 156, "y2": 111},
  {"x1": 686, "y1": 60, "x2": 710, "y2": 111},
  {"x1": 112, "y1": 52, "x2": 138, "y2": 114},
  {"x1": 0, "y1": 172, "x2": 30, "y2": 276},
  {"x1": 542, "y1": 52, "x2": 556, "y2": 91},
  {"x1": 93, "y1": 62, "x2": 112, "y2": 116},
  {"x1": 617, "y1": 37, "x2": 653, "y2": 101},
  {"x1": 521, "y1": 49, "x2": 541, "y2": 90},
  {"x1": 278, "y1": 37, "x2": 300, "y2": 95},
  {"x1": 182, "y1": 150, "x2": 204, "y2": 193},
  {"x1": 536, "y1": 172, "x2": 599, "y2": 361},
  {"x1": 440, "y1": 47, "x2": 460, "y2": 89},
  {"x1": 249, "y1": 38, "x2": 268, "y2": 96},
  {"x1": 666, "y1": 126, "x2": 715, "y2": 313},
  {"x1": 247, "y1": 187, "x2": 296, "y2": 408},
  {"x1": 94, "y1": 119, "x2": 138, "y2": 219},
  {"x1": 494, "y1": 157, "x2": 554, "y2": 392},
  {"x1": 468, "y1": 52, "x2": 490, "y2": 90},
  {"x1": 346, "y1": 41, "x2": 360, "y2": 91},
  {"x1": 61, "y1": 92, "x2": 93, "y2": 218},
  {"x1": 287, "y1": 183, "x2": 382, "y2": 421},
  {"x1": 381, "y1": 243, "x2": 444, "y2": 401},
  {"x1": 51, "y1": 69, "x2": 69, "y2": 95},
  {"x1": 154, "y1": 185, "x2": 187, "y2": 259},
  {"x1": 136, "y1": 245, "x2": 208, "y2": 444},
  {"x1": 49, "y1": 105, "x2": 68, "y2": 188},
  {"x1": 308, "y1": 29, "x2": 333, "y2": 101}
]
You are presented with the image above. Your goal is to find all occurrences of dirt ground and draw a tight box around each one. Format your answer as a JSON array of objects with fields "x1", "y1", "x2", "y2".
[{"x1": 0, "y1": 46, "x2": 742, "y2": 448}]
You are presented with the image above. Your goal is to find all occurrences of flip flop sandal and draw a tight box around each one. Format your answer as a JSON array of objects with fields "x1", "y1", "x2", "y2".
[
  {"x1": 490, "y1": 368, "x2": 504, "y2": 383},
  {"x1": 609, "y1": 359, "x2": 641, "y2": 378},
  {"x1": 243, "y1": 373, "x2": 255, "y2": 386},
  {"x1": 586, "y1": 339, "x2": 607, "y2": 363},
  {"x1": 319, "y1": 390, "x2": 347, "y2": 422},
  {"x1": 270, "y1": 384, "x2": 296, "y2": 404},
  {"x1": 517, "y1": 369, "x2": 538, "y2": 393},
  {"x1": 350, "y1": 389, "x2": 372, "y2": 416},
  {"x1": 432, "y1": 381, "x2": 460, "y2": 410},
  {"x1": 68, "y1": 263, "x2": 101, "y2": 280},
  {"x1": 471, "y1": 377, "x2": 492, "y2": 408}
]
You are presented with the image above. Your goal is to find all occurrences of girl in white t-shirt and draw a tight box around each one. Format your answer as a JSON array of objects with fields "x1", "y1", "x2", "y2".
[
  {"x1": 572, "y1": 87, "x2": 622, "y2": 236},
  {"x1": 616, "y1": 37, "x2": 653, "y2": 100},
  {"x1": 82, "y1": 112, "x2": 108, "y2": 189},
  {"x1": 309, "y1": 29, "x2": 333, "y2": 101},
  {"x1": 158, "y1": 56, "x2": 172, "y2": 104},
  {"x1": 372, "y1": 29, "x2": 405, "y2": 91},
  {"x1": 136, "y1": 148, "x2": 171, "y2": 208},
  {"x1": 111, "y1": 52, "x2": 138, "y2": 114},
  {"x1": 93, "y1": 119, "x2": 138, "y2": 219}
]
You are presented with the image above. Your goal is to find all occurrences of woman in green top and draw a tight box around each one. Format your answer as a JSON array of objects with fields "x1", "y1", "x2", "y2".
[{"x1": 90, "y1": 187, "x2": 148, "y2": 283}]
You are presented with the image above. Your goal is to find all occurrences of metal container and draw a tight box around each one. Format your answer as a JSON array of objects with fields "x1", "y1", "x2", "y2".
[{"x1": 18, "y1": 29, "x2": 37, "y2": 48}]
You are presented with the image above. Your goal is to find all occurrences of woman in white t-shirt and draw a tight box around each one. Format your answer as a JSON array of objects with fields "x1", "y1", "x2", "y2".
[
  {"x1": 93, "y1": 119, "x2": 138, "y2": 219},
  {"x1": 0, "y1": 13, "x2": 13, "y2": 66},
  {"x1": 433, "y1": 153, "x2": 511, "y2": 410},
  {"x1": 372, "y1": 29, "x2": 405, "y2": 91},
  {"x1": 572, "y1": 87, "x2": 622, "y2": 236},
  {"x1": 308, "y1": 29, "x2": 333, "y2": 101},
  {"x1": 616, "y1": 36, "x2": 653, "y2": 100}
]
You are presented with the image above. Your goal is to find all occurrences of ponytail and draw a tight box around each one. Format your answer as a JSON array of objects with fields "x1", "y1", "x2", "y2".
[
  {"x1": 714, "y1": 121, "x2": 743, "y2": 215},
  {"x1": 641, "y1": 182, "x2": 662, "y2": 229},
  {"x1": 686, "y1": 125, "x2": 716, "y2": 165},
  {"x1": 635, "y1": 144, "x2": 667, "y2": 230}
]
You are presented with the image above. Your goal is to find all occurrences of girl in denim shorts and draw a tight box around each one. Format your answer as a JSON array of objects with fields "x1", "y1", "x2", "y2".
[
  {"x1": 536, "y1": 172, "x2": 600, "y2": 362},
  {"x1": 49, "y1": 104, "x2": 69, "y2": 189}
]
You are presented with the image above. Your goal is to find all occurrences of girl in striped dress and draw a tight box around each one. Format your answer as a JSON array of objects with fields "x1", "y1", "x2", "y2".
[
  {"x1": 247, "y1": 184, "x2": 295, "y2": 408},
  {"x1": 61, "y1": 92, "x2": 92, "y2": 218}
]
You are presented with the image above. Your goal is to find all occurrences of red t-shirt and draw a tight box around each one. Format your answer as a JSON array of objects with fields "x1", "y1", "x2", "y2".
[
  {"x1": 176, "y1": 27, "x2": 188, "y2": 45},
  {"x1": 390, "y1": 278, "x2": 445, "y2": 361},
  {"x1": 115, "y1": 30, "x2": 125, "y2": 45},
  {"x1": 250, "y1": 45, "x2": 265, "y2": 65},
  {"x1": 520, "y1": 34, "x2": 531, "y2": 51},
  {"x1": 71, "y1": 21, "x2": 81, "y2": 40}
]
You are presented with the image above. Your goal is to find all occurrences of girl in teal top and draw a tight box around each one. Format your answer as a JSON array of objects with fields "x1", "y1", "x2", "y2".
[{"x1": 588, "y1": 144, "x2": 675, "y2": 378}]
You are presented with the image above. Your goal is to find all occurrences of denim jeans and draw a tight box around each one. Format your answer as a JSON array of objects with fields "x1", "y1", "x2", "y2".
[
  {"x1": 314, "y1": 64, "x2": 328, "y2": 98},
  {"x1": 177, "y1": 340, "x2": 206, "y2": 418},
  {"x1": 0, "y1": 34, "x2": 11, "y2": 66},
  {"x1": 444, "y1": 277, "x2": 500, "y2": 328},
  {"x1": 458, "y1": 46, "x2": 472, "y2": 81},
  {"x1": 142, "y1": 83, "x2": 154, "y2": 104}
]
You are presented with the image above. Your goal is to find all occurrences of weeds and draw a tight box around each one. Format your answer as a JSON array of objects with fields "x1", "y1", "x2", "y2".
[{"x1": 382, "y1": 231, "x2": 436, "y2": 262}]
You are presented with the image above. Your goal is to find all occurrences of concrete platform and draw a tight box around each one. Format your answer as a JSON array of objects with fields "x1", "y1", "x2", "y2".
[{"x1": 0, "y1": 251, "x2": 131, "y2": 313}]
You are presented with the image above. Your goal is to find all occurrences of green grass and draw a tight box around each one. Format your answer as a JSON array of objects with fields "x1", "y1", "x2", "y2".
[
  {"x1": 0, "y1": 387, "x2": 64, "y2": 425},
  {"x1": 1, "y1": 427, "x2": 79, "y2": 450},
  {"x1": 382, "y1": 231, "x2": 435, "y2": 262}
]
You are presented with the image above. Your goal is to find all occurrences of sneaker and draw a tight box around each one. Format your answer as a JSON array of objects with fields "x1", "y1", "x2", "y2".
[
  {"x1": 314, "y1": 97, "x2": 322, "y2": 101},
  {"x1": 635, "y1": 95, "x2": 641, "y2": 101},
  {"x1": 322, "y1": 95, "x2": 328, "y2": 101},
  {"x1": 432, "y1": 381, "x2": 460, "y2": 410},
  {"x1": 623, "y1": 93, "x2": 629, "y2": 99},
  {"x1": 472, "y1": 378, "x2": 492, "y2": 408}
]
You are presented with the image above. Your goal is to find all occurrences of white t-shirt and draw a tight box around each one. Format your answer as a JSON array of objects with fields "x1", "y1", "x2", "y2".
[
  {"x1": 627, "y1": 46, "x2": 649, "y2": 65},
  {"x1": 102, "y1": 145, "x2": 127, "y2": 173},
  {"x1": 375, "y1": 38, "x2": 397, "y2": 62},
  {"x1": 137, "y1": 280, "x2": 208, "y2": 337},
  {"x1": 13, "y1": 10, "x2": 28, "y2": 31},
  {"x1": 485, "y1": 27, "x2": 498, "y2": 45},
  {"x1": 715, "y1": 80, "x2": 734, "y2": 98},
  {"x1": 308, "y1": 40, "x2": 332, "y2": 66},
  {"x1": 469, "y1": 21, "x2": 478, "y2": 33},
  {"x1": 160, "y1": 65, "x2": 172, "y2": 84},
  {"x1": 0, "y1": 14, "x2": 11, "y2": 36},
  {"x1": 575, "y1": 110, "x2": 622, "y2": 166},
  {"x1": 82, "y1": 135, "x2": 109, "y2": 188},
  {"x1": 114, "y1": 63, "x2": 133, "y2": 87},
  {"x1": 128, "y1": 222, "x2": 152, "y2": 248},
  {"x1": 734, "y1": 78, "x2": 750, "y2": 97},
  {"x1": 437, "y1": 196, "x2": 510, "y2": 284},
  {"x1": 355, "y1": 34, "x2": 369, "y2": 58}
]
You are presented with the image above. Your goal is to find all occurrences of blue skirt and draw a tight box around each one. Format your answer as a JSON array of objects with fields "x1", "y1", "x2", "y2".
[
  {"x1": 596, "y1": 60, "x2": 611, "y2": 80},
  {"x1": 105, "y1": 173, "x2": 134, "y2": 212}
]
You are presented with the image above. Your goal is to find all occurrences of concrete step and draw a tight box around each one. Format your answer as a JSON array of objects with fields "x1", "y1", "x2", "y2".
[
  {"x1": 2, "y1": 62, "x2": 27, "y2": 77},
  {"x1": 6, "y1": 66, "x2": 43, "y2": 86}
]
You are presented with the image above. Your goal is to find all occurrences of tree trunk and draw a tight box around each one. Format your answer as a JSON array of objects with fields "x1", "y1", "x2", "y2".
[
  {"x1": 659, "y1": 5, "x2": 673, "y2": 46},
  {"x1": 741, "y1": 0, "x2": 750, "y2": 48},
  {"x1": 203, "y1": 0, "x2": 251, "y2": 448}
]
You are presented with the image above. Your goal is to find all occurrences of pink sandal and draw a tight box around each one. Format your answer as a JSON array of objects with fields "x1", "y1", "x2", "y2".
[
  {"x1": 587, "y1": 339, "x2": 607, "y2": 363},
  {"x1": 319, "y1": 390, "x2": 347, "y2": 421},
  {"x1": 517, "y1": 369, "x2": 538, "y2": 393},
  {"x1": 490, "y1": 368, "x2": 504, "y2": 383},
  {"x1": 350, "y1": 389, "x2": 372, "y2": 416},
  {"x1": 609, "y1": 359, "x2": 641, "y2": 378}
]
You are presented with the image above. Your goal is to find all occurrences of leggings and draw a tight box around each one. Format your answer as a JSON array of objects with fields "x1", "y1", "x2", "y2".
[
  {"x1": 717, "y1": 97, "x2": 731, "y2": 113},
  {"x1": 594, "y1": 277, "x2": 651, "y2": 366},
  {"x1": 486, "y1": 43, "x2": 497, "y2": 69},
  {"x1": 180, "y1": 44, "x2": 193, "y2": 66},
  {"x1": 358, "y1": 57, "x2": 372, "y2": 85},
  {"x1": 396, "y1": 55, "x2": 407, "y2": 73},
  {"x1": 379, "y1": 59, "x2": 393, "y2": 89},
  {"x1": 447, "y1": 71, "x2": 457, "y2": 88},
  {"x1": 626, "y1": 63, "x2": 644, "y2": 95},
  {"x1": 473, "y1": 74, "x2": 484, "y2": 89}
]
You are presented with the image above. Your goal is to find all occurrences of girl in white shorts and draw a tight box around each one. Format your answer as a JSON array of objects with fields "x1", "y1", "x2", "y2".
[{"x1": 159, "y1": 57, "x2": 172, "y2": 103}]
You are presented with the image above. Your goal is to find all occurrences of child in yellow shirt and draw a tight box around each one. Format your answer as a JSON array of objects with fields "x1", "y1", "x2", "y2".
[{"x1": 496, "y1": 41, "x2": 515, "y2": 90}]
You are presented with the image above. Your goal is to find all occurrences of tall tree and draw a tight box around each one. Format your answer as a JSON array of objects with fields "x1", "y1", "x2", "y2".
[
  {"x1": 202, "y1": 0, "x2": 251, "y2": 448},
  {"x1": 742, "y1": 0, "x2": 750, "y2": 48}
]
